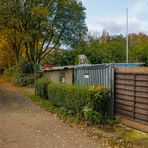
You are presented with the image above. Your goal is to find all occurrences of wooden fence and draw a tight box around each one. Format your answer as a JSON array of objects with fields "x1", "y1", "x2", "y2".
[{"x1": 115, "y1": 67, "x2": 148, "y2": 123}]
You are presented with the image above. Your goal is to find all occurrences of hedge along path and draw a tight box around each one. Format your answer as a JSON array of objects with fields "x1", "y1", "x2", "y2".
[{"x1": 0, "y1": 79, "x2": 101, "y2": 148}]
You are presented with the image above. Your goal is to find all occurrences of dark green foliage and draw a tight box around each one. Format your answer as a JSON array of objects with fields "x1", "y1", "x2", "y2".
[
  {"x1": 17, "y1": 60, "x2": 34, "y2": 74},
  {"x1": 35, "y1": 81, "x2": 115, "y2": 125},
  {"x1": 12, "y1": 61, "x2": 36, "y2": 86},
  {"x1": 3, "y1": 60, "x2": 41, "y2": 86},
  {"x1": 12, "y1": 73, "x2": 34, "y2": 87},
  {"x1": 87, "y1": 86, "x2": 109, "y2": 115},
  {"x1": 47, "y1": 83, "x2": 88, "y2": 114},
  {"x1": 44, "y1": 33, "x2": 148, "y2": 66},
  {"x1": 83, "y1": 106, "x2": 103, "y2": 124},
  {"x1": 46, "y1": 83, "x2": 109, "y2": 124},
  {"x1": 35, "y1": 77, "x2": 49, "y2": 99}
]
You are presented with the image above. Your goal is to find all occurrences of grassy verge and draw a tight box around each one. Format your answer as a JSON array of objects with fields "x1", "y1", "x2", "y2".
[
  {"x1": 30, "y1": 95, "x2": 136, "y2": 148},
  {"x1": 30, "y1": 95, "x2": 86, "y2": 126}
]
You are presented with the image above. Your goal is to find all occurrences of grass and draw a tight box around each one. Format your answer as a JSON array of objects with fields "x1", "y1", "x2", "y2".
[{"x1": 30, "y1": 95, "x2": 85, "y2": 126}]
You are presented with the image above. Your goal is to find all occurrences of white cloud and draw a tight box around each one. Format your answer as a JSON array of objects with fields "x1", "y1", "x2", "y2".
[
  {"x1": 87, "y1": 15, "x2": 148, "y2": 35},
  {"x1": 131, "y1": 0, "x2": 148, "y2": 16},
  {"x1": 86, "y1": 0, "x2": 148, "y2": 35}
]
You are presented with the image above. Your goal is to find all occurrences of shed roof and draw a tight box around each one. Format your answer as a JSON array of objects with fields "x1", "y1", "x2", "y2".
[
  {"x1": 44, "y1": 63, "x2": 144, "y2": 71},
  {"x1": 45, "y1": 64, "x2": 110, "y2": 71}
]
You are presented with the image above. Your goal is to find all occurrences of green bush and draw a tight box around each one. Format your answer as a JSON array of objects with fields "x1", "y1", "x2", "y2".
[
  {"x1": 35, "y1": 80, "x2": 110, "y2": 124},
  {"x1": 17, "y1": 60, "x2": 34, "y2": 74},
  {"x1": 12, "y1": 73, "x2": 34, "y2": 87},
  {"x1": 3, "y1": 60, "x2": 42, "y2": 87},
  {"x1": 83, "y1": 106, "x2": 103, "y2": 124},
  {"x1": 47, "y1": 83, "x2": 109, "y2": 123},
  {"x1": 87, "y1": 86, "x2": 109, "y2": 116},
  {"x1": 35, "y1": 77, "x2": 49, "y2": 99},
  {"x1": 48, "y1": 83, "x2": 88, "y2": 114}
]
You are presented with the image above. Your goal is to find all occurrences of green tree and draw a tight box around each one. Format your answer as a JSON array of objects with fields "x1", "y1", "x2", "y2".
[{"x1": 0, "y1": 0, "x2": 87, "y2": 64}]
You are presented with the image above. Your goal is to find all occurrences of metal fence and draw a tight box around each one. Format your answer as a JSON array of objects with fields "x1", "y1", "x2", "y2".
[{"x1": 74, "y1": 64, "x2": 114, "y2": 117}]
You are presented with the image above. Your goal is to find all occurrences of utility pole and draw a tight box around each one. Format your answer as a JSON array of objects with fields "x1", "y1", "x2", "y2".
[{"x1": 126, "y1": 8, "x2": 129, "y2": 63}]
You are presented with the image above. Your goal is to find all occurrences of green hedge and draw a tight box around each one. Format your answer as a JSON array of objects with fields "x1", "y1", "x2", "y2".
[
  {"x1": 48, "y1": 83, "x2": 89, "y2": 114},
  {"x1": 35, "y1": 77, "x2": 49, "y2": 99},
  {"x1": 47, "y1": 84, "x2": 109, "y2": 115},
  {"x1": 35, "y1": 80, "x2": 110, "y2": 124}
]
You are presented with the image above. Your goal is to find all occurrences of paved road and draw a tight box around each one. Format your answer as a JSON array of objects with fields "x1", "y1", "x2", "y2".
[{"x1": 0, "y1": 80, "x2": 100, "y2": 148}]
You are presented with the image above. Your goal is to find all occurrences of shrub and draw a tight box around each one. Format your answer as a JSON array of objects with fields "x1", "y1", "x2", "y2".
[
  {"x1": 15, "y1": 60, "x2": 42, "y2": 86},
  {"x1": 87, "y1": 86, "x2": 109, "y2": 116},
  {"x1": 48, "y1": 83, "x2": 88, "y2": 114},
  {"x1": 47, "y1": 83, "x2": 109, "y2": 121},
  {"x1": 35, "y1": 77, "x2": 49, "y2": 99},
  {"x1": 83, "y1": 106, "x2": 103, "y2": 124},
  {"x1": 35, "y1": 80, "x2": 111, "y2": 124},
  {"x1": 3, "y1": 66, "x2": 17, "y2": 81},
  {"x1": 17, "y1": 60, "x2": 34, "y2": 74}
]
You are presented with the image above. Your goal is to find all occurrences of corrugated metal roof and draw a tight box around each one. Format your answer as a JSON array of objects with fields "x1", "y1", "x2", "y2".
[
  {"x1": 45, "y1": 64, "x2": 109, "y2": 71},
  {"x1": 48, "y1": 65, "x2": 74, "y2": 71},
  {"x1": 45, "y1": 63, "x2": 144, "y2": 71}
]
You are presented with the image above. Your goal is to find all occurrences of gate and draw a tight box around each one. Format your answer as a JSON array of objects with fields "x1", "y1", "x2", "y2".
[{"x1": 115, "y1": 67, "x2": 148, "y2": 123}]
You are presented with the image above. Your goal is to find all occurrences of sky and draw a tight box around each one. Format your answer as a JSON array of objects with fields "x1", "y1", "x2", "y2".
[{"x1": 81, "y1": 0, "x2": 148, "y2": 35}]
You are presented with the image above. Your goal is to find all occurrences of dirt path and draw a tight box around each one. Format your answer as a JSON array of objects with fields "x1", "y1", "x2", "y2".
[{"x1": 0, "y1": 80, "x2": 100, "y2": 148}]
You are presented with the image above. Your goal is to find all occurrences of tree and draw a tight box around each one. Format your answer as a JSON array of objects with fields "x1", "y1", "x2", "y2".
[
  {"x1": 0, "y1": 0, "x2": 87, "y2": 64},
  {"x1": 0, "y1": 35, "x2": 15, "y2": 68}
]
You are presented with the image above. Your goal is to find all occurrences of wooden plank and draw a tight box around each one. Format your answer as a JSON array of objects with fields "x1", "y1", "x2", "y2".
[
  {"x1": 115, "y1": 79, "x2": 134, "y2": 85},
  {"x1": 136, "y1": 74, "x2": 148, "y2": 81},
  {"x1": 115, "y1": 84, "x2": 134, "y2": 91},
  {"x1": 116, "y1": 89, "x2": 134, "y2": 96},
  {"x1": 117, "y1": 116, "x2": 148, "y2": 133},
  {"x1": 135, "y1": 113, "x2": 148, "y2": 122},
  {"x1": 116, "y1": 103, "x2": 133, "y2": 112},
  {"x1": 135, "y1": 108, "x2": 148, "y2": 116},
  {"x1": 116, "y1": 99, "x2": 134, "y2": 106},
  {"x1": 115, "y1": 74, "x2": 134, "y2": 80},
  {"x1": 136, "y1": 81, "x2": 148, "y2": 87},
  {"x1": 136, "y1": 86, "x2": 148, "y2": 93},
  {"x1": 133, "y1": 74, "x2": 136, "y2": 119},
  {"x1": 136, "y1": 92, "x2": 148, "y2": 98},
  {"x1": 135, "y1": 97, "x2": 148, "y2": 104},
  {"x1": 135, "y1": 103, "x2": 148, "y2": 109},
  {"x1": 116, "y1": 109, "x2": 133, "y2": 117},
  {"x1": 116, "y1": 94, "x2": 134, "y2": 101}
]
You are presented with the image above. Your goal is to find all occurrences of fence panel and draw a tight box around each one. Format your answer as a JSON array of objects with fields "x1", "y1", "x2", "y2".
[{"x1": 115, "y1": 68, "x2": 148, "y2": 123}]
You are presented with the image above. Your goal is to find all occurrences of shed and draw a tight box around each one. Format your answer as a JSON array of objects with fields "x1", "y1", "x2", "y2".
[
  {"x1": 44, "y1": 65, "x2": 74, "y2": 84},
  {"x1": 44, "y1": 64, "x2": 114, "y2": 118}
]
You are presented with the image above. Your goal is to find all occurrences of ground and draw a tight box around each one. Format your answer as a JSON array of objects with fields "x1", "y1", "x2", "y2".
[
  {"x1": 0, "y1": 79, "x2": 101, "y2": 148},
  {"x1": 0, "y1": 79, "x2": 148, "y2": 148}
]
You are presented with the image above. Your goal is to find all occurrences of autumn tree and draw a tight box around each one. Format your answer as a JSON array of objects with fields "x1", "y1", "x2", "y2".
[
  {"x1": 0, "y1": 0, "x2": 87, "y2": 64},
  {"x1": 0, "y1": 36, "x2": 15, "y2": 68}
]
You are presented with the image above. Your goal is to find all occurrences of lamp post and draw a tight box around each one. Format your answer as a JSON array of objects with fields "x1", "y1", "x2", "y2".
[{"x1": 126, "y1": 8, "x2": 129, "y2": 63}]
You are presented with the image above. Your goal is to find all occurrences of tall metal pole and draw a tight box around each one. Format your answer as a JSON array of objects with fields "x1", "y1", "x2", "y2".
[{"x1": 126, "y1": 8, "x2": 129, "y2": 63}]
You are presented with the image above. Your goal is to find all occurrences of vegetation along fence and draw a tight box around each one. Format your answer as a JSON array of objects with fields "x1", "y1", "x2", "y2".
[
  {"x1": 74, "y1": 64, "x2": 114, "y2": 118},
  {"x1": 115, "y1": 67, "x2": 148, "y2": 123}
]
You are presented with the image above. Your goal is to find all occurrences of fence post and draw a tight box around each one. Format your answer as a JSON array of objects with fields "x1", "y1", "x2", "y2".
[
  {"x1": 109, "y1": 64, "x2": 114, "y2": 118},
  {"x1": 133, "y1": 74, "x2": 136, "y2": 119}
]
